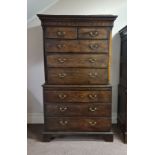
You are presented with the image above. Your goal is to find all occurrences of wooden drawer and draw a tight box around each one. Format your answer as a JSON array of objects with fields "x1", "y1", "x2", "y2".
[
  {"x1": 45, "y1": 117, "x2": 111, "y2": 132},
  {"x1": 44, "y1": 90, "x2": 111, "y2": 103},
  {"x1": 45, "y1": 40, "x2": 108, "y2": 53},
  {"x1": 78, "y1": 27, "x2": 109, "y2": 39},
  {"x1": 45, "y1": 27, "x2": 77, "y2": 39},
  {"x1": 47, "y1": 68, "x2": 108, "y2": 84},
  {"x1": 47, "y1": 54, "x2": 108, "y2": 68},
  {"x1": 45, "y1": 103, "x2": 111, "y2": 117}
]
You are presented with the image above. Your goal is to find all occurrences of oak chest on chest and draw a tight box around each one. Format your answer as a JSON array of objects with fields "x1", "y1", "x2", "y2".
[{"x1": 38, "y1": 15, "x2": 117, "y2": 141}]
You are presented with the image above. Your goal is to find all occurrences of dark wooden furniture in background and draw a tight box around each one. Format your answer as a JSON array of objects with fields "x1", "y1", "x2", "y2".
[
  {"x1": 117, "y1": 26, "x2": 127, "y2": 143},
  {"x1": 38, "y1": 15, "x2": 117, "y2": 142}
]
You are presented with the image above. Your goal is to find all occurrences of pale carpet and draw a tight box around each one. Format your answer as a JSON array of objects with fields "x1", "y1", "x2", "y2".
[{"x1": 27, "y1": 125, "x2": 127, "y2": 155}]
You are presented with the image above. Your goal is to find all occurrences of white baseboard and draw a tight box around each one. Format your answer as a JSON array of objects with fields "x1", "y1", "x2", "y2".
[{"x1": 27, "y1": 113, "x2": 117, "y2": 124}]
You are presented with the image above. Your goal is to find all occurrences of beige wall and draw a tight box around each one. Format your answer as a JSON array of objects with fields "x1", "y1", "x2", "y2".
[{"x1": 27, "y1": 0, "x2": 127, "y2": 123}]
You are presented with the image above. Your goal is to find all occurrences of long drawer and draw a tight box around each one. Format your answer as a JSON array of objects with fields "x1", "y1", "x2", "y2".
[
  {"x1": 47, "y1": 68, "x2": 108, "y2": 84},
  {"x1": 45, "y1": 40, "x2": 109, "y2": 53},
  {"x1": 45, "y1": 117, "x2": 111, "y2": 132},
  {"x1": 44, "y1": 90, "x2": 112, "y2": 103},
  {"x1": 47, "y1": 54, "x2": 108, "y2": 68},
  {"x1": 45, "y1": 103, "x2": 111, "y2": 117}
]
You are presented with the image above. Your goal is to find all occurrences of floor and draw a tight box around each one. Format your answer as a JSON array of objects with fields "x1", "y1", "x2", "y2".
[{"x1": 27, "y1": 124, "x2": 127, "y2": 155}]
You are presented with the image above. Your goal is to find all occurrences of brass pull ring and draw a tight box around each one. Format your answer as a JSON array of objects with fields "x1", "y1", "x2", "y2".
[
  {"x1": 58, "y1": 58, "x2": 66, "y2": 63},
  {"x1": 58, "y1": 94, "x2": 67, "y2": 99},
  {"x1": 59, "y1": 107, "x2": 68, "y2": 112},
  {"x1": 89, "y1": 121, "x2": 97, "y2": 126},
  {"x1": 89, "y1": 107, "x2": 97, "y2": 112},
  {"x1": 89, "y1": 44, "x2": 99, "y2": 50},
  {"x1": 59, "y1": 120, "x2": 68, "y2": 125},
  {"x1": 89, "y1": 31, "x2": 98, "y2": 37},
  {"x1": 88, "y1": 94, "x2": 97, "y2": 99},
  {"x1": 89, "y1": 72, "x2": 98, "y2": 78},
  {"x1": 58, "y1": 73, "x2": 67, "y2": 78},
  {"x1": 88, "y1": 58, "x2": 96, "y2": 63},
  {"x1": 57, "y1": 31, "x2": 66, "y2": 36},
  {"x1": 57, "y1": 44, "x2": 65, "y2": 49}
]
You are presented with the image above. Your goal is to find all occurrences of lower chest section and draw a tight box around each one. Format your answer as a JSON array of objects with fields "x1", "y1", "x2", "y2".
[{"x1": 43, "y1": 86, "x2": 112, "y2": 132}]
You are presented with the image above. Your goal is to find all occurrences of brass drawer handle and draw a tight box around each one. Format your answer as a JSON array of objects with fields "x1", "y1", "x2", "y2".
[
  {"x1": 89, "y1": 44, "x2": 99, "y2": 50},
  {"x1": 57, "y1": 31, "x2": 66, "y2": 36},
  {"x1": 59, "y1": 107, "x2": 68, "y2": 112},
  {"x1": 58, "y1": 94, "x2": 67, "y2": 99},
  {"x1": 89, "y1": 31, "x2": 98, "y2": 37},
  {"x1": 59, "y1": 120, "x2": 68, "y2": 125},
  {"x1": 58, "y1": 58, "x2": 66, "y2": 63},
  {"x1": 89, "y1": 72, "x2": 98, "y2": 78},
  {"x1": 58, "y1": 73, "x2": 67, "y2": 78},
  {"x1": 88, "y1": 94, "x2": 97, "y2": 99},
  {"x1": 57, "y1": 44, "x2": 65, "y2": 49},
  {"x1": 88, "y1": 58, "x2": 96, "y2": 63},
  {"x1": 89, "y1": 121, "x2": 97, "y2": 126},
  {"x1": 89, "y1": 107, "x2": 97, "y2": 112}
]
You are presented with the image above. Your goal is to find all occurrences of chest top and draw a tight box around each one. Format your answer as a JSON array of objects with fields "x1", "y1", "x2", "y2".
[{"x1": 37, "y1": 14, "x2": 117, "y2": 27}]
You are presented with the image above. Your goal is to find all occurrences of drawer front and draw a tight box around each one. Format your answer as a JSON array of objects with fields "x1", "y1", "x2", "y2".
[
  {"x1": 45, "y1": 103, "x2": 111, "y2": 117},
  {"x1": 44, "y1": 90, "x2": 111, "y2": 103},
  {"x1": 47, "y1": 54, "x2": 108, "y2": 68},
  {"x1": 47, "y1": 68, "x2": 108, "y2": 84},
  {"x1": 78, "y1": 27, "x2": 109, "y2": 39},
  {"x1": 45, "y1": 27, "x2": 77, "y2": 39},
  {"x1": 45, "y1": 40, "x2": 108, "y2": 53},
  {"x1": 45, "y1": 117, "x2": 111, "y2": 132}
]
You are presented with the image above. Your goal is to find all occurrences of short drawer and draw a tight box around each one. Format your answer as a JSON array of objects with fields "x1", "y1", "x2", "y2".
[
  {"x1": 45, "y1": 103, "x2": 111, "y2": 117},
  {"x1": 78, "y1": 27, "x2": 109, "y2": 39},
  {"x1": 47, "y1": 54, "x2": 108, "y2": 68},
  {"x1": 47, "y1": 68, "x2": 108, "y2": 84},
  {"x1": 45, "y1": 40, "x2": 108, "y2": 53},
  {"x1": 44, "y1": 90, "x2": 111, "y2": 103},
  {"x1": 45, "y1": 27, "x2": 77, "y2": 39},
  {"x1": 45, "y1": 117, "x2": 111, "y2": 132}
]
